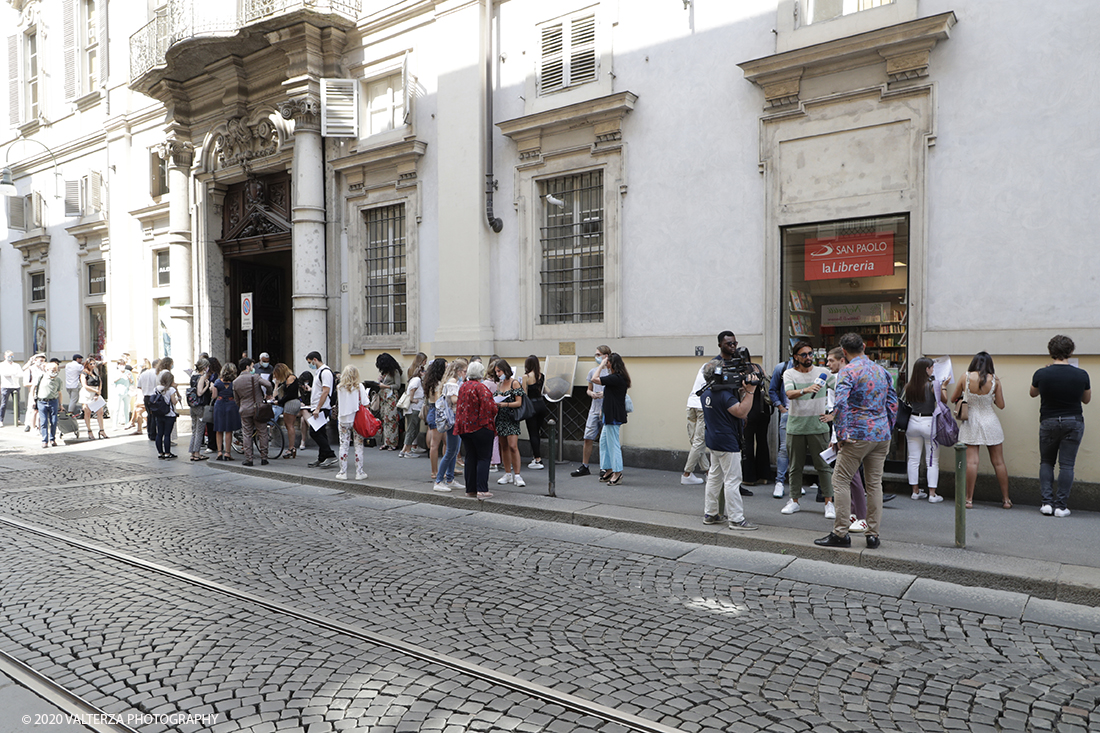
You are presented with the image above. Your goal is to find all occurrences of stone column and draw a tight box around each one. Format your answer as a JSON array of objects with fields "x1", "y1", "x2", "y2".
[
  {"x1": 157, "y1": 138, "x2": 195, "y2": 370},
  {"x1": 278, "y1": 96, "x2": 328, "y2": 372}
]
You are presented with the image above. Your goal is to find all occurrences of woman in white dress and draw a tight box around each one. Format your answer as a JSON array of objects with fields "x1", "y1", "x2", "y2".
[{"x1": 950, "y1": 351, "x2": 1011, "y2": 509}]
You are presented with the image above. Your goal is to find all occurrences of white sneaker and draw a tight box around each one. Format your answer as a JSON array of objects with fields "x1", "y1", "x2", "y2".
[
  {"x1": 528, "y1": 460, "x2": 545, "y2": 469},
  {"x1": 489, "y1": 464, "x2": 501, "y2": 472},
  {"x1": 335, "y1": 472, "x2": 347, "y2": 480},
  {"x1": 497, "y1": 473, "x2": 514, "y2": 485},
  {"x1": 445, "y1": 480, "x2": 460, "y2": 489},
  {"x1": 681, "y1": 474, "x2": 704, "y2": 485},
  {"x1": 355, "y1": 472, "x2": 368, "y2": 480},
  {"x1": 514, "y1": 474, "x2": 526, "y2": 487},
  {"x1": 1054, "y1": 508, "x2": 1071, "y2": 518},
  {"x1": 1040, "y1": 504, "x2": 1053, "y2": 515},
  {"x1": 848, "y1": 519, "x2": 869, "y2": 533},
  {"x1": 911, "y1": 491, "x2": 928, "y2": 500},
  {"x1": 772, "y1": 482, "x2": 784, "y2": 498},
  {"x1": 928, "y1": 494, "x2": 944, "y2": 503},
  {"x1": 432, "y1": 483, "x2": 452, "y2": 492},
  {"x1": 824, "y1": 502, "x2": 836, "y2": 519},
  {"x1": 781, "y1": 499, "x2": 801, "y2": 515}
]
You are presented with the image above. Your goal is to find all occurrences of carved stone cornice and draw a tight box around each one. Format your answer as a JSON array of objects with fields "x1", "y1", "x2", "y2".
[
  {"x1": 331, "y1": 139, "x2": 427, "y2": 193},
  {"x1": 66, "y1": 214, "x2": 110, "y2": 255},
  {"x1": 157, "y1": 140, "x2": 195, "y2": 169},
  {"x1": 211, "y1": 114, "x2": 285, "y2": 174},
  {"x1": 278, "y1": 96, "x2": 321, "y2": 133},
  {"x1": 738, "y1": 11, "x2": 957, "y2": 109},
  {"x1": 11, "y1": 229, "x2": 50, "y2": 264},
  {"x1": 498, "y1": 91, "x2": 638, "y2": 163}
]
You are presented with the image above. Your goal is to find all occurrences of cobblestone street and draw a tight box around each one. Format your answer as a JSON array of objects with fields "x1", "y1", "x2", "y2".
[{"x1": 1, "y1": 440, "x2": 1099, "y2": 733}]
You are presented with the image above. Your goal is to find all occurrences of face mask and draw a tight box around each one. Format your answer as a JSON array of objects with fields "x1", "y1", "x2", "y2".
[
  {"x1": 4, "y1": 355, "x2": 11, "y2": 362},
  {"x1": 308, "y1": 363, "x2": 318, "y2": 371},
  {"x1": 595, "y1": 356, "x2": 603, "y2": 365},
  {"x1": 261, "y1": 360, "x2": 269, "y2": 366}
]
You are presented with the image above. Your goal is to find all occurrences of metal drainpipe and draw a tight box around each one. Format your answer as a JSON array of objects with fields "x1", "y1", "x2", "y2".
[{"x1": 484, "y1": 0, "x2": 503, "y2": 233}]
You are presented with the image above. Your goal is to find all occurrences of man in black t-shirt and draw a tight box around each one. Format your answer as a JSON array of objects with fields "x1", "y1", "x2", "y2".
[
  {"x1": 701, "y1": 354, "x2": 760, "y2": 532},
  {"x1": 1030, "y1": 335, "x2": 1091, "y2": 517}
]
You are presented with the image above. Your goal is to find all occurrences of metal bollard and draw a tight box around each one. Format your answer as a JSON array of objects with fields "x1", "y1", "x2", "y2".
[
  {"x1": 954, "y1": 442, "x2": 966, "y2": 548},
  {"x1": 546, "y1": 417, "x2": 557, "y2": 497}
]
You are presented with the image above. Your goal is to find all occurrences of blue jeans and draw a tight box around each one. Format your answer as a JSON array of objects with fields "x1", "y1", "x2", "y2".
[
  {"x1": 38, "y1": 399, "x2": 58, "y2": 442},
  {"x1": 155, "y1": 414, "x2": 177, "y2": 455},
  {"x1": 1039, "y1": 416, "x2": 1084, "y2": 510},
  {"x1": 599, "y1": 423, "x2": 623, "y2": 472},
  {"x1": 435, "y1": 428, "x2": 460, "y2": 483},
  {"x1": 775, "y1": 411, "x2": 789, "y2": 483}
]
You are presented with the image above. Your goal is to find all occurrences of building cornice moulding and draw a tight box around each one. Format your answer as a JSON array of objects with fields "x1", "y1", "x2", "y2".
[
  {"x1": 498, "y1": 91, "x2": 638, "y2": 162},
  {"x1": 738, "y1": 11, "x2": 956, "y2": 109}
]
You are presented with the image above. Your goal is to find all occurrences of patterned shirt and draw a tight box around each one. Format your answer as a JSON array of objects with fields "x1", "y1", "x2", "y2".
[
  {"x1": 833, "y1": 355, "x2": 898, "y2": 442},
  {"x1": 455, "y1": 380, "x2": 498, "y2": 435}
]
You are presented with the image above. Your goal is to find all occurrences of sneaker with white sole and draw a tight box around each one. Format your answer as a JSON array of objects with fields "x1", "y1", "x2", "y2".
[
  {"x1": 1054, "y1": 508, "x2": 1071, "y2": 518},
  {"x1": 703, "y1": 513, "x2": 723, "y2": 525},
  {"x1": 911, "y1": 491, "x2": 927, "y2": 500},
  {"x1": 432, "y1": 483, "x2": 452, "y2": 492},
  {"x1": 728, "y1": 519, "x2": 758, "y2": 531},
  {"x1": 1040, "y1": 504, "x2": 1053, "y2": 515},
  {"x1": 848, "y1": 519, "x2": 869, "y2": 533},
  {"x1": 514, "y1": 475, "x2": 526, "y2": 487},
  {"x1": 681, "y1": 474, "x2": 704, "y2": 485},
  {"x1": 772, "y1": 482, "x2": 784, "y2": 499},
  {"x1": 781, "y1": 499, "x2": 801, "y2": 515},
  {"x1": 445, "y1": 480, "x2": 460, "y2": 489},
  {"x1": 498, "y1": 472, "x2": 514, "y2": 485},
  {"x1": 824, "y1": 502, "x2": 836, "y2": 519},
  {"x1": 928, "y1": 494, "x2": 944, "y2": 503},
  {"x1": 355, "y1": 472, "x2": 368, "y2": 480},
  {"x1": 528, "y1": 460, "x2": 545, "y2": 469},
  {"x1": 335, "y1": 472, "x2": 347, "y2": 480}
]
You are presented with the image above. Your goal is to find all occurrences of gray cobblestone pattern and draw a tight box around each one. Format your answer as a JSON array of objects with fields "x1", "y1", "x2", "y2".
[{"x1": 2, "y1": 448, "x2": 1100, "y2": 732}]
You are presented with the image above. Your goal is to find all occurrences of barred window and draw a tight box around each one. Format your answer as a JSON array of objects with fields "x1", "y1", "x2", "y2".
[
  {"x1": 540, "y1": 170, "x2": 603, "y2": 324},
  {"x1": 364, "y1": 203, "x2": 407, "y2": 336}
]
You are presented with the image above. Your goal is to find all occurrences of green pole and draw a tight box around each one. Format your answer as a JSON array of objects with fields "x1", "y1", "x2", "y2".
[
  {"x1": 546, "y1": 417, "x2": 557, "y2": 497},
  {"x1": 955, "y1": 442, "x2": 966, "y2": 548}
]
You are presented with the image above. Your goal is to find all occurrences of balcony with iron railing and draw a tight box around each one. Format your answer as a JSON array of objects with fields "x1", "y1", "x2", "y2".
[{"x1": 130, "y1": 0, "x2": 360, "y2": 92}]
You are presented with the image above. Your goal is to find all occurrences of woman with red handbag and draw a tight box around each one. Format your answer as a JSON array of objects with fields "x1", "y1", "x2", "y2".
[{"x1": 335, "y1": 364, "x2": 371, "y2": 480}]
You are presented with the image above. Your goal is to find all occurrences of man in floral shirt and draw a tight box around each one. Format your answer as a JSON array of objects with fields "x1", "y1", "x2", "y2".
[{"x1": 815, "y1": 332, "x2": 898, "y2": 549}]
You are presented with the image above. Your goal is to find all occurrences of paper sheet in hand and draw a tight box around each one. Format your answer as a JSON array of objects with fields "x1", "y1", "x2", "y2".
[
  {"x1": 932, "y1": 356, "x2": 953, "y2": 386},
  {"x1": 493, "y1": 395, "x2": 507, "y2": 403},
  {"x1": 85, "y1": 395, "x2": 106, "y2": 414},
  {"x1": 306, "y1": 411, "x2": 328, "y2": 431},
  {"x1": 819, "y1": 445, "x2": 837, "y2": 465}
]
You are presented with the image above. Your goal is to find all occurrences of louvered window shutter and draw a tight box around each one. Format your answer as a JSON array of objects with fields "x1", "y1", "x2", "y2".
[
  {"x1": 88, "y1": 170, "x2": 102, "y2": 211},
  {"x1": 401, "y1": 51, "x2": 412, "y2": 126},
  {"x1": 321, "y1": 78, "x2": 358, "y2": 138},
  {"x1": 28, "y1": 192, "x2": 43, "y2": 228},
  {"x1": 7, "y1": 195, "x2": 26, "y2": 231},
  {"x1": 539, "y1": 22, "x2": 564, "y2": 94},
  {"x1": 65, "y1": 179, "x2": 83, "y2": 216},
  {"x1": 98, "y1": 0, "x2": 108, "y2": 86},
  {"x1": 7, "y1": 35, "x2": 21, "y2": 127},
  {"x1": 63, "y1": 0, "x2": 78, "y2": 100},
  {"x1": 569, "y1": 15, "x2": 597, "y2": 86}
]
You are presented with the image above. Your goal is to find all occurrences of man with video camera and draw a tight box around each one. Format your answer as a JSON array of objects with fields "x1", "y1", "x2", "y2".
[{"x1": 699, "y1": 331, "x2": 760, "y2": 531}]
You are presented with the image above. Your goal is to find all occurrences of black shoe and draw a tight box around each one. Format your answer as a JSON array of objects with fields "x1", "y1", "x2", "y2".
[
  {"x1": 816, "y1": 490, "x2": 826, "y2": 503},
  {"x1": 570, "y1": 465, "x2": 591, "y2": 477},
  {"x1": 165, "y1": 453, "x2": 178, "y2": 460},
  {"x1": 740, "y1": 487, "x2": 754, "y2": 496},
  {"x1": 598, "y1": 470, "x2": 612, "y2": 482},
  {"x1": 882, "y1": 493, "x2": 896, "y2": 503},
  {"x1": 814, "y1": 532, "x2": 851, "y2": 548},
  {"x1": 866, "y1": 535, "x2": 881, "y2": 548},
  {"x1": 261, "y1": 459, "x2": 269, "y2": 466},
  {"x1": 308, "y1": 459, "x2": 323, "y2": 468},
  {"x1": 242, "y1": 460, "x2": 254, "y2": 467}
]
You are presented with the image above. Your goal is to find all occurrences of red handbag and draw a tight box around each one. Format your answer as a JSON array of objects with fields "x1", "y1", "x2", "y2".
[{"x1": 353, "y1": 390, "x2": 381, "y2": 438}]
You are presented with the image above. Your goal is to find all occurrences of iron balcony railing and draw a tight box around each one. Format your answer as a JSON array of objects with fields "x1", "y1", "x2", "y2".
[{"x1": 130, "y1": 0, "x2": 361, "y2": 81}]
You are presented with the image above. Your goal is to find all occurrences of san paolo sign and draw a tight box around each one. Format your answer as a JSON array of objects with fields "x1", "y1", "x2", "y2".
[{"x1": 804, "y1": 232, "x2": 894, "y2": 281}]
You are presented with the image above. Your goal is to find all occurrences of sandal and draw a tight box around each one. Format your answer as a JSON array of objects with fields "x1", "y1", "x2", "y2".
[
  {"x1": 1002, "y1": 499, "x2": 1012, "y2": 509},
  {"x1": 283, "y1": 449, "x2": 297, "y2": 459},
  {"x1": 965, "y1": 500, "x2": 973, "y2": 509},
  {"x1": 607, "y1": 473, "x2": 623, "y2": 486},
  {"x1": 99, "y1": 430, "x2": 108, "y2": 439},
  {"x1": 598, "y1": 470, "x2": 612, "y2": 482}
]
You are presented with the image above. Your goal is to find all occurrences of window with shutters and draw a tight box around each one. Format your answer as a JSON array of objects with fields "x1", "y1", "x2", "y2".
[
  {"x1": 25, "y1": 29, "x2": 39, "y2": 121},
  {"x1": 363, "y1": 203, "x2": 407, "y2": 336},
  {"x1": 364, "y1": 72, "x2": 405, "y2": 138},
  {"x1": 150, "y1": 151, "x2": 169, "y2": 197},
  {"x1": 322, "y1": 54, "x2": 414, "y2": 141},
  {"x1": 538, "y1": 13, "x2": 597, "y2": 96},
  {"x1": 7, "y1": 193, "x2": 43, "y2": 231},
  {"x1": 82, "y1": 0, "x2": 99, "y2": 92},
  {"x1": 64, "y1": 173, "x2": 103, "y2": 217},
  {"x1": 803, "y1": 0, "x2": 894, "y2": 24}
]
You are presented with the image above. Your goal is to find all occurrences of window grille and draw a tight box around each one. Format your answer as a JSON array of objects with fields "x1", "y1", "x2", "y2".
[
  {"x1": 540, "y1": 170, "x2": 603, "y2": 324},
  {"x1": 364, "y1": 203, "x2": 407, "y2": 336}
]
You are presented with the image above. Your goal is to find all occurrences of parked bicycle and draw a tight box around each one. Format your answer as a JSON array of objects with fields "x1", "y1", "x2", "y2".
[{"x1": 231, "y1": 416, "x2": 285, "y2": 459}]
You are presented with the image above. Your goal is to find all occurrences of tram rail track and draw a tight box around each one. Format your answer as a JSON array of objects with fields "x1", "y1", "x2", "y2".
[{"x1": 0, "y1": 514, "x2": 684, "y2": 733}]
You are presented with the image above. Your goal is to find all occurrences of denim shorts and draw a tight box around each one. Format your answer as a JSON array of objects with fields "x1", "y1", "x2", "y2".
[{"x1": 426, "y1": 405, "x2": 436, "y2": 431}]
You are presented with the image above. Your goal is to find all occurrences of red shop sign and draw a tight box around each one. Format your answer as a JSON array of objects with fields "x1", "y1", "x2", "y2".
[{"x1": 804, "y1": 232, "x2": 894, "y2": 281}]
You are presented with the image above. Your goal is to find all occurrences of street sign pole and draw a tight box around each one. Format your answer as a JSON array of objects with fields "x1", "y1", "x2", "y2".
[{"x1": 241, "y1": 292, "x2": 253, "y2": 359}]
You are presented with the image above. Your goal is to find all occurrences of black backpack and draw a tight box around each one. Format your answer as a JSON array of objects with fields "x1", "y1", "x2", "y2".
[{"x1": 149, "y1": 391, "x2": 171, "y2": 417}]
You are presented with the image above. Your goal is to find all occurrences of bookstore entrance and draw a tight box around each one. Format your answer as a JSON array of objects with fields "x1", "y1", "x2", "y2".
[{"x1": 781, "y1": 213, "x2": 910, "y2": 464}]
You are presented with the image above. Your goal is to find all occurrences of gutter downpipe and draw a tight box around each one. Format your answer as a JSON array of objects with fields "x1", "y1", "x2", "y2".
[{"x1": 484, "y1": 0, "x2": 503, "y2": 233}]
